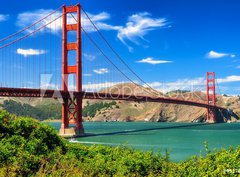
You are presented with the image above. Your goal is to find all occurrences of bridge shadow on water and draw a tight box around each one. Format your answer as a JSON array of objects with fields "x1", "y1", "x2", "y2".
[{"x1": 81, "y1": 122, "x2": 223, "y2": 138}]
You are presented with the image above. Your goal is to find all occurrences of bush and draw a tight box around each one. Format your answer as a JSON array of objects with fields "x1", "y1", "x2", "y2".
[
  {"x1": 83, "y1": 101, "x2": 117, "y2": 118},
  {"x1": 0, "y1": 110, "x2": 240, "y2": 176},
  {"x1": 0, "y1": 100, "x2": 61, "y2": 120},
  {"x1": 0, "y1": 110, "x2": 66, "y2": 176}
]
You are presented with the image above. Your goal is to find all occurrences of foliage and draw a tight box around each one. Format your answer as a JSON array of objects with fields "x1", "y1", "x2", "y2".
[
  {"x1": 83, "y1": 101, "x2": 117, "y2": 118},
  {"x1": 226, "y1": 102, "x2": 231, "y2": 107},
  {"x1": 0, "y1": 110, "x2": 240, "y2": 176},
  {"x1": 0, "y1": 100, "x2": 118, "y2": 120},
  {"x1": 0, "y1": 110, "x2": 66, "y2": 176},
  {"x1": 174, "y1": 145, "x2": 240, "y2": 176},
  {"x1": 166, "y1": 90, "x2": 190, "y2": 95},
  {"x1": 0, "y1": 100, "x2": 61, "y2": 120}
]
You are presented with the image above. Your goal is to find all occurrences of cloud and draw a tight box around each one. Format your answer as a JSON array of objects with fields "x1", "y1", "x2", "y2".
[
  {"x1": 16, "y1": 9, "x2": 168, "y2": 51},
  {"x1": 16, "y1": 9, "x2": 60, "y2": 32},
  {"x1": 39, "y1": 74, "x2": 240, "y2": 93},
  {"x1": 0, "y1": 14, "x2": 9, "y2": 22},
  {"x1": 17, "y1": 48, "x2": 46, "y2": 57},
  {"x1": 83, "y1": 53, "x2": 96, "y2": 61},
  {"x1": 39, "y1": 74, "x2": 56, "y2": 89},
  {"x1": 207, "y1": 50, "x2": 235, "y2": 59},
  {"x1": 117, "y1": 12, "x2": 168, "y2": 50},
  {"x1": 136, "y1": 57, "x2": 172, "y2": 65},
  {"x1": 93, "y1": 68, "x2": 109, "y2": 74},
  {"x1": 83, "y1": 81, "x2": 122, "y2": 91},
  {"x1": 16, "y1": 9, "x2": 120, "y2": 33},
  {"x1": 145, "y1": 75, "x2": 240, "y2": 93},
  {"x1": 217, "y1": 75, "x2": 240, "y2": 83},
  {"x1": 145, "y1": 77, "x2": 205, "y2": 93},
  {"x1": 83, "y1": 12, "x2": 121, "y2": 32},
  {"x1": 83, "y1": 73, "x2": 92, "y2": 77}
]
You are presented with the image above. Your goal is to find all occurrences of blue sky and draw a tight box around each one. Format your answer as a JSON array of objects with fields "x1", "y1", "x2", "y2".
[{"x1": 0, "y1": 0, "x2": 240, "y2": 94}]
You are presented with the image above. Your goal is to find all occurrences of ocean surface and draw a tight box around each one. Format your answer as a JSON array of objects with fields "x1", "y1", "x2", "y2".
[{"x1": 48, "y1": 122, "x2": 240, "y2": 162}]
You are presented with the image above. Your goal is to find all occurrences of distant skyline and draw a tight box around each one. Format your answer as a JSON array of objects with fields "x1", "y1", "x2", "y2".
[{"x1": 0, "y1": 0, "x2": 240, "y2": 95}]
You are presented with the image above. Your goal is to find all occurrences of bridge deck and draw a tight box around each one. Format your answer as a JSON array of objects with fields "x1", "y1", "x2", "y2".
[{"x1": 0, "y1": 87, "x2": 225, "y2": 110}]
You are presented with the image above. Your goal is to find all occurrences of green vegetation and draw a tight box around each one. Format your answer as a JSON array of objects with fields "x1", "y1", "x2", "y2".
[
  {"x1": 166, "y1": 90, "x2": 190, "y2": 95},
  {"x1": 0, "y1": 110, "x2": 65, "y2": 176},
  {"x1": 0, "y1": 100, "x2": 118, "y2": 120},
  {"x1": 83, "y1": 101, "x2": 117, "y2": 118},
  {"x1": 0, "y1": 100, "x2": 61, "y2": 120},
  {"x1": 226, "y1": 102, "x2": 231, "y2": 107},
  {"x1": 0, "y1": 110, "x2": 240, "y2": 176}
]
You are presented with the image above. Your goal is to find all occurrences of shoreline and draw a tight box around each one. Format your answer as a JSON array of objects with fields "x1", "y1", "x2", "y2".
[{"x1": 42, "y1": 119, "x2": 61, "y2": 123}]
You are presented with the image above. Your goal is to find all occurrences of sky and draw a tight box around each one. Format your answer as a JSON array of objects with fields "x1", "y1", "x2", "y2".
[{"x1": 0, "y1": 0, "x2": 240, "y2": 95}]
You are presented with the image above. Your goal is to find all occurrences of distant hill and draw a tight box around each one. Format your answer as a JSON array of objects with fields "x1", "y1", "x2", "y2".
[
  {"x1": 83, "y1": 83, "x2": 239, "y2": 122},
  {"x1": 0, "y1": 83, "x2": 239, "y2": 122}
]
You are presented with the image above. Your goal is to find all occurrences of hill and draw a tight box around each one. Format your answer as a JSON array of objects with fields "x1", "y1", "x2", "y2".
[
  {"x1": 83, "y1": 83, "x2": 239, "y2": 122},
  {"x1": 0, "y1": 83, "x2": 239, "y2": 122}
]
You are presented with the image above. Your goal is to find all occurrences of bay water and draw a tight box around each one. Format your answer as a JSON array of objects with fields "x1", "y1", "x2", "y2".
[{"x1": 48, "y1": 122, "x2": 240, "y2": 162}]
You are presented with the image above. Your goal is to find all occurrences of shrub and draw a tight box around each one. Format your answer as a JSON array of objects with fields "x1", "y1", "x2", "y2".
[
  {"x1": 0, "y1": 110, "x2": 66, "y2": 176},
  {"x1": 0, "y1": 110, "x2": 240, "y2": 176},
  {"x1": 83, "y1": 101, "x2": 117, "y2": 118}
]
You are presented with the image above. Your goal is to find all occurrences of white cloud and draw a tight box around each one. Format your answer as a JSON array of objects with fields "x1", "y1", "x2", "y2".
[
  {"x1": 83, "y1": 73, "x2": 92, "y2": 77},
  {"x1": 93, "y1": 68, "x2": 109, "y2": 74},
  {"x1": 207, "y1": 50, "x2": 235, "y2": 59},
  {"x1": 83, "y1": 81, "x2": 122, "y2": 91},
  {"x1": 136, "y1": 57, "x2": 172, "y2": 65},
  {"x1": 16, "y1": 9, "x2": 120, "y2": 33},
  {"x1": 145, "y1": 75, "x2": 240, "y2": 93},
  {"x1": 16, "y1": 9, "x2": 168, "y2": 51},
  {"x1": 39, "y1": 74, "x2": 240, "y2": 93},
  {"x1": 217, "y1": 75, "x2": 240, "y2": 83},
  {"x1": 0, "y1": 14, "x2": 9, "y2": 22},
  {"x1": 83, "y1": 12, "x2": 121, "y2": 32},
  {"x1": 40, "y1": 83, "x2": 56, "y2": 89},
  {"x1": 16, "y1": 9, "x2": 60, "y2": 32},
  {"x1": 40, "y1": 74, "x2": 56, "y2": 89},
  {"x1": 83, "y1": 53, "x2": 96, "y2": 61},
  {"x1": 145, "y1": 77, "x2": 205, "y2": 93},
  {"x1": 117, "y1": 12, "x2": 168, "y2": 50},
  {"x1": 17, "y1": 48, "x2": 46, "y2": 57}
]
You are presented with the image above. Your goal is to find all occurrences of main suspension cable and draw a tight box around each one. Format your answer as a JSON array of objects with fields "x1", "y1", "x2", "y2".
[
  {"x1": 0, "y1": 5, "x2": 62, "y2": 43},
  {"x1": 81, "y1": 7, "x2": 161, "y2": 96},
  {"x1": 70, "y1": 12, "x2": 159, "y2": 97},
  {"x1": 215, "y1": 77, "x2": 222, "y2": 96},
  {"x1": 0, "y1": 14, "x2": 63, "y2": 49}
]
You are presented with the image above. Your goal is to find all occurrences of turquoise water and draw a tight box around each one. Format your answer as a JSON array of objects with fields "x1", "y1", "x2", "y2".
[{"x1": 48, "y1": 122, "x2": 240, "y2": 162}]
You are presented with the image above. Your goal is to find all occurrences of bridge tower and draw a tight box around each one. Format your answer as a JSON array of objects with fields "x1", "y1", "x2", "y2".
[
  {"x1": 206, "y1": 72, "x2": 216, "y2": 123},
  {"x1": 59, "y1": 4, "x2": 84, "y2": 136}
]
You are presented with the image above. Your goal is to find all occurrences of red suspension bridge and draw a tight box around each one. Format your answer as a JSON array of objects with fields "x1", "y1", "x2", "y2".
[{"x1": 0, "y1": 4, "x2": 226, "y2": 137}]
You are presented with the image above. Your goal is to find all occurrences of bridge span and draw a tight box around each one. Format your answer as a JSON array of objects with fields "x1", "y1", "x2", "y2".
[{"x1": 0, "y1": 87, "x2": 226, "y2": 110}]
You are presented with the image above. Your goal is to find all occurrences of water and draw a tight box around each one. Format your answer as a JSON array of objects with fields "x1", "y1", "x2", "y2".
[{"x1": 48, "y1": 122, "x2": 240, "y2": 162}]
